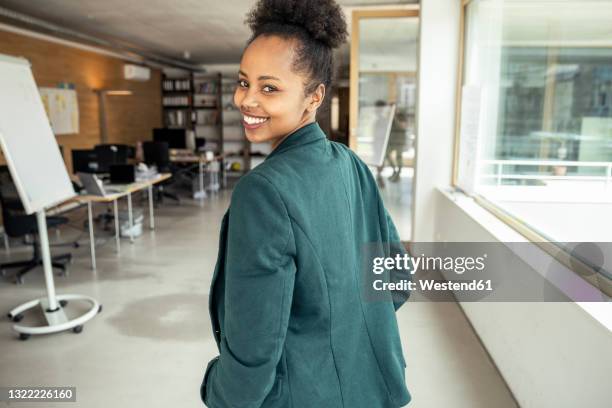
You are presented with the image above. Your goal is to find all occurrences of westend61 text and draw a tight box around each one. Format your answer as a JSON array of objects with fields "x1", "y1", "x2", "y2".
[{"x1": 372, "y1": 279, "x2": 493, "y2": 292}]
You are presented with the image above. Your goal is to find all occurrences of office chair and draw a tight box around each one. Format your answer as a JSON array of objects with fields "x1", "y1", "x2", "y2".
[
  {"x1": 0, "y1": 175, "x2": 72, "y2": 285},
  {"x1": 142, "y1": 141, "x2": 180, "y2": 204}
]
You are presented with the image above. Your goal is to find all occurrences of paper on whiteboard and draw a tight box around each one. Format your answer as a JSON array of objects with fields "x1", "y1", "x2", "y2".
[
  {"x1": 39, "y1": 87, "x2": 79, "y2": 135},
  {"x1": 457, "y1": 85, "x2": 482, "y2": 195}
]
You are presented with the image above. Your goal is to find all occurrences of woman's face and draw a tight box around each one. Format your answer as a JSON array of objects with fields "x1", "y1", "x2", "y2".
[{"x1": 234, "y1": 35, "x2": 323, "y2": 149}]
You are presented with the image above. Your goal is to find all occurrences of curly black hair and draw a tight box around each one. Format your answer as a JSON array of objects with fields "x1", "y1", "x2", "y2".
[{"x1": 245, "y1": 0, "x2": 348, "y2": 96}]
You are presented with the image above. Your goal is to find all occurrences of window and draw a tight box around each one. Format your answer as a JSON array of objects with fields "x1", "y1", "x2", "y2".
[{"x1": 456, "y1": 0, "x2": 612, "y2": 283}]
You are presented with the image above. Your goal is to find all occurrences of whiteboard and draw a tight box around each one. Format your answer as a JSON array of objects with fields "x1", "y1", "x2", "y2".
[
  {"x1": 355, "y1": 104, "x2": 396, "y2": 167},
  {"x1": 0, "y1": 54, "x2": 75, "y2": 214}
]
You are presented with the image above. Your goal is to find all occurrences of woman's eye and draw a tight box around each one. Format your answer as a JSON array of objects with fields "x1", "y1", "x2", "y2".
[
  {"x1": 262, "y1": 85, "x2": 276, "y2": 93},
  {"x1": 237, "y1": 79, "x2": 248, "y2": 88}
]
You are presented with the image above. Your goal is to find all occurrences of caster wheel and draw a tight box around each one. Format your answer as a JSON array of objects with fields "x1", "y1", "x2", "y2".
[
  {"x1": 60, "y1": 300, "x2": 69, "y2": 307},
  {"x1": 73, "y1": 325, "x2": 83, "y2": 334},
  {"x1": 19, "y1": 333, "x2": 30, "y2": 341},
  {"x1": 98, "y1": 305, "x2": 103, "y2": 313},
  {"x1": 12, "y1": 313, "x2": 24, "y2": 323}
]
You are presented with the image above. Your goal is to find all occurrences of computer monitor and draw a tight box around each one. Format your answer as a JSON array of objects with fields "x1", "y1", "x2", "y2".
[
  {"x1": 71, "y1": 149, "x2": 100, "y2": 174},
  {"x1": 94, "y1": 144, "x2": 129, "y2": 172},
  {"x1": 153, "y1": 128, "x2": 187, "y2": 149}
]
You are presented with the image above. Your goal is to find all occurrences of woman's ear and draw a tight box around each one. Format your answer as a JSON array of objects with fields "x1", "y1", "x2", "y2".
[{"x1": 307, "y1": 84, "x2": 326, "y2": 113}]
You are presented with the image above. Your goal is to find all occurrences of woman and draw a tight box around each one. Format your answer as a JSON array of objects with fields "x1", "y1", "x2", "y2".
[{"x1": 201, "y1": 1, "x2": 412, "y2": 407}]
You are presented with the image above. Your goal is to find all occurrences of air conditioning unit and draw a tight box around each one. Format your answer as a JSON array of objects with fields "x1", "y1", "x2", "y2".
[{"x1": 124, "y1": 64, "x2": 150, "y2": 81}]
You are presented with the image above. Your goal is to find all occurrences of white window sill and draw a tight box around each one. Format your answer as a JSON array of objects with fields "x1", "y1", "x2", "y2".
[{"x1": 437, "y1": 186, "x2": 612, "y2": 332}]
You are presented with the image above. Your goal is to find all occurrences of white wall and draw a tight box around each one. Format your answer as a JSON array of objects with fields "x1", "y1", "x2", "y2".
[
  {"x1": 433, "y1": 189, "x2": 612, "y2": 408},
  {"x1": 413, "y1": 1, "x2": 612, "y2": 407},
  {"x1": 412, "y1": 0, "x2": 461, "y2": 242}
]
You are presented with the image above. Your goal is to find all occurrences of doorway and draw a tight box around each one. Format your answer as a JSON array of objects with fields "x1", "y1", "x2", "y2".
[{"x1": 349, "y1": 9, "x2": 419, "y2": 240}]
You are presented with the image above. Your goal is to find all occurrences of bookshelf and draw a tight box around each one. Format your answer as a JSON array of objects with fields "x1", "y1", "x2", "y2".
[
  {"x1": 161, "y1": 75, "x2": 193, "y2": 131},
  {"x1": 161, "y1": 72, "x2": 223, "y2": 154},
  {"x1": 192, "y1": 72, "x2": 223, "y2": 155}
]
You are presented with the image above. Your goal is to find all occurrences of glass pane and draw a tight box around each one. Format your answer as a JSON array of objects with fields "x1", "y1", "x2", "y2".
[
  {"x1": 461, "y1": 0, "x2": 612, "y2": 243},
  {"x1": 355, "y1": 16, "x2": 419, "y2": 239}
]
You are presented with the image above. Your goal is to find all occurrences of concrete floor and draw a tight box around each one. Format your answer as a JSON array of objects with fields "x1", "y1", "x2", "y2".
[
  {"x1": 0, "y1": 182, "x2": 517, "y2": 408},
  {"x1": 377, "y1": 166, "x2": 414, "y2": 240}
]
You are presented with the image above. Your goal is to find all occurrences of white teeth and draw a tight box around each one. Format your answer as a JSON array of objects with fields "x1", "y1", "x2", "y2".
[{"x1": 243, "y1": 115, "x2": 268, "y2": 125}]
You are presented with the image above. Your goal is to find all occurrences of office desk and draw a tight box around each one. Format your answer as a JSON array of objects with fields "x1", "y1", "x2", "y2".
[
  {"x1": 61, "y1": 173, "x2": 171, "y2": 270},
  {"x1": 170, "y1": 153, "x2": 224, "y2": 203}
]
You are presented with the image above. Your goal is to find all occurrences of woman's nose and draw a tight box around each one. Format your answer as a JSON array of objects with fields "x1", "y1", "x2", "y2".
[{"x1": 239, "y1": 89, "x2": 259, "y2": 109}]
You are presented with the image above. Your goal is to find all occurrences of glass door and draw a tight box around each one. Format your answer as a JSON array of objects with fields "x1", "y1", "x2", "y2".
[{"x1": 350, "y1": 9, "x2": 419, "y2": 239}]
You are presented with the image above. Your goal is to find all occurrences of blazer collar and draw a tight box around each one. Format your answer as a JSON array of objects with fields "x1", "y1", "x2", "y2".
[{"x1": 265, "y1": 122, "x2": 326, "y2": 161}]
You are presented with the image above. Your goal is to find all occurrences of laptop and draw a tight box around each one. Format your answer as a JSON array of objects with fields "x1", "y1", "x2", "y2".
[{"x1": 78, "y1": 172, "x2": 129, "y2": 196}]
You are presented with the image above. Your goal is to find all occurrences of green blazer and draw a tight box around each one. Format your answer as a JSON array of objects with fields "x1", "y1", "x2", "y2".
[{"x1": 201, "y1": 122, "x2": 412, "y2": 407}]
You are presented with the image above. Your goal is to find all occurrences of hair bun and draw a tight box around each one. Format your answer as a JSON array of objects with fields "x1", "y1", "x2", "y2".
[{"x1": 246, "y1": 0, "x2": 348, "y2": 49}]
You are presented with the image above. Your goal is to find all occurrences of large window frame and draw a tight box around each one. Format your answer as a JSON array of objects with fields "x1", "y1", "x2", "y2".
[{"x1": 452, "y1": 0, "x2": 612, "y2": 297}]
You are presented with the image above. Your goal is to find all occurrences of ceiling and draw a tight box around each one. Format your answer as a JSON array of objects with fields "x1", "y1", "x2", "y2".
[{"x1": 0, "y1": 0, "x2": 419, "y2": 69}]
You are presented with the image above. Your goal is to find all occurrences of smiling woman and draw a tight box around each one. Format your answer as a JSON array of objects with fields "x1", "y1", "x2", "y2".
[
  {"x1": 201, "y1": 1, "x2": 413, "y2": 407},
  {"x1": 235, "y1": 34, "x2": 322, "y2": 146}
]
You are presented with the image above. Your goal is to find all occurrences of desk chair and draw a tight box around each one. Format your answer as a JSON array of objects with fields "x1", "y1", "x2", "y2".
[
  {"x1": 0, "y1": 183, "x2": 72, "y2": 285},
  {"x1": 143, "y1": 141, "x2": 180, "y2": 204}
]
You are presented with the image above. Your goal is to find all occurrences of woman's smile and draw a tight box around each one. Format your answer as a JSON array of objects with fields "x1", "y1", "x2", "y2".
[{"x1": 242, "y1": 113, "x2": 270, "y2": 130}]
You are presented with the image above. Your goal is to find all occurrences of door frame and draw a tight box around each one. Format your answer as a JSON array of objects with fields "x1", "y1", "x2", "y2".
[{"x1": 349, "y1": 9, "x2": 420, "y2": 149}]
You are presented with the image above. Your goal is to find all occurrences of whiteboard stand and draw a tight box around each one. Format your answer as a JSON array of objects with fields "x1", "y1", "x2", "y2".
[
  {"x1": 0, "y1": 53, "x2": 102, "y2": 340},
  {"x1": 6, "y1": 211, "x2": 101, "y2": 340}
]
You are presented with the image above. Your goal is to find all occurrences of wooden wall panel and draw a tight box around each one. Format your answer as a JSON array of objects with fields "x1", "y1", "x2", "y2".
[{"x1": 0, "y1": 29, "x2": 162, "y2": 173}]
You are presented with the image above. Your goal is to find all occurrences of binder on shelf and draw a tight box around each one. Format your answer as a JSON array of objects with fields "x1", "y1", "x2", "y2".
[
  {"x1": 164, "y1": 110, "x2": 187, "y2": 127},
  {"x1": 162, "y1": 78, "x2": 191, "y2": 92},
  {"x1": 162, "y1": 95, "x2": 190, "y2": 107}
]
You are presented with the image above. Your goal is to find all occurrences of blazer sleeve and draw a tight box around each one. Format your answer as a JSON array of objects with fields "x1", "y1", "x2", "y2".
[
  {"x1": 383, "y1": 206, "x2": 412, "y2": 312},
  {"x1": 203, "y1": 173, "x2": 296, "y2": 408}
]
